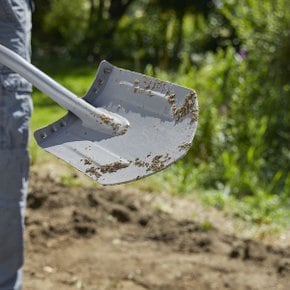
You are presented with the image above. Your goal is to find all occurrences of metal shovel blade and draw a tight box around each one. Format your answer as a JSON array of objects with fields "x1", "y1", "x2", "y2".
[{"x1": 34, "y1": 61, "x2": 198, "y2": 185}]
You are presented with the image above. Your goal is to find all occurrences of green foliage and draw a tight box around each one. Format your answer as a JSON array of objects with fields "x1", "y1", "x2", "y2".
[
  {"x1": 114, "y1": 2, "x2": 168, "y2": 68},
  {"x1": 200, "y1": 220, "x2": 213, "y2": 232},
  {"x1": 44, "y1": 0, "x2": 88, "y2": 47},
  {"x1": 30, "y1": 0, "x2": 290, "y2": 227},
  {"x1": 145, "y1": 0, "x2": 290, "y2": 226}
]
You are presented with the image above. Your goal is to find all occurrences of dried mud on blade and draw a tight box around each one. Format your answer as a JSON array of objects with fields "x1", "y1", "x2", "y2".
[{"x1": 34, "y1": 61, "x2": 198, "y2": 185}]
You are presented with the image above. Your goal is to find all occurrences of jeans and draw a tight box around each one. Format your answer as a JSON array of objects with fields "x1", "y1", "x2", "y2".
[{"x1": 0, "y1": 1, "x2": 32, "y2": 289}]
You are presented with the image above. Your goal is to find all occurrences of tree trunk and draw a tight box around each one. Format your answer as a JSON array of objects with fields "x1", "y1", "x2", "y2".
[{"x1": 172, "y1": 10, "x2": 185, "y2": 63}]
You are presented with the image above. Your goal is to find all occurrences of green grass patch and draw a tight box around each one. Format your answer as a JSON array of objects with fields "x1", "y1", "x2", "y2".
[
  {"x1": 30, "y1": 61, "x2": 290, "y2": 235},
  {"x1": 134, "y1": 164, "x2": 290, "y2": 231}
]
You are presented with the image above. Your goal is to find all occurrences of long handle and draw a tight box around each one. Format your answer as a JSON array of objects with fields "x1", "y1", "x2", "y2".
[{"x1": 0, "y1": 44, "x2": 129, "y2": 135}]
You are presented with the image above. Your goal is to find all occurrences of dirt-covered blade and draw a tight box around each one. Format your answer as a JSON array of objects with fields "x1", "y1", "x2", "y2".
[{"x1": 34, "y1": 61, "x2": 198, "y2": 185}]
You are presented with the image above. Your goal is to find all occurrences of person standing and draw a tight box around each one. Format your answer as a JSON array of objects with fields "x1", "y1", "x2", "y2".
[{"x1": 0, "y1": 0, "x2": 33, "y2": 289}]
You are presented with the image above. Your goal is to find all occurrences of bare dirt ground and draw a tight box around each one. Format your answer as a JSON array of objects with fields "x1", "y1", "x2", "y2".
[{"x1": 24, "y1": 172, "x2": 290, "y2": 290}]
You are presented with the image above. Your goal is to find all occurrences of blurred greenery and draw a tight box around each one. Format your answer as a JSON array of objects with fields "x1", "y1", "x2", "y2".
[{"x1": 30, "y1": 0, "x2": 290, "y2": 227}]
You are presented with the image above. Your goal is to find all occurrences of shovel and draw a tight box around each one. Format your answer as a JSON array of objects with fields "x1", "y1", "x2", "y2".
[{"x1": 0, "y1": 44, "x2": 198, "y2": 185}]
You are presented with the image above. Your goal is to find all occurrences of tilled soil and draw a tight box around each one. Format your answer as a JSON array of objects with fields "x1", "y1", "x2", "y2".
[{"x1": 24, "y1": 172, "x2": 290, "y2": 290}]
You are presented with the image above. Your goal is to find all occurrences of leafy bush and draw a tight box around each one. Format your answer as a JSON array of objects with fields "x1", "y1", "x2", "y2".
[
  {"x1": 148, "y1": 0, "x2": 290, "y2": 224},
  {"x1": 31, "y1": 0, "x2": 289, "y2": 225}
]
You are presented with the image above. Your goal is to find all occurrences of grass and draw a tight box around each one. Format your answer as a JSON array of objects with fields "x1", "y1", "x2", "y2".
[
  {"x1": 133, "y1": 169, "x2": 290, "y2": 241},
  {"x1": 29, "y1": 61, "x2": 290, "y2": 238}
]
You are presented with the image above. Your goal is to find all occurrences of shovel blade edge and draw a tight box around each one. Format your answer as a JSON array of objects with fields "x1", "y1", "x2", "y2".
[{"x1": 34, "y1": 61, "x2": 198, "y2": 185}]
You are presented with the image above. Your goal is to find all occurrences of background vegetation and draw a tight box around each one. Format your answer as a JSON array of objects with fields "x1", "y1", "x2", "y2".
[{"x1": 30, "y1": 0, "x2": 289, "y2": 229}]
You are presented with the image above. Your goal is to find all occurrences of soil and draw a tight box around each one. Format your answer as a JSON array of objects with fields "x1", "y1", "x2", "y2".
[{"x1": 24, "y1": 172, "x2": 290, "y2": 290}]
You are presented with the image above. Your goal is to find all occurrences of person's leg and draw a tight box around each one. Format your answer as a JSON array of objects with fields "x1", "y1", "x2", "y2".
[{"x1": 0, "y1": 1, "x2": 32, "y2": 289}]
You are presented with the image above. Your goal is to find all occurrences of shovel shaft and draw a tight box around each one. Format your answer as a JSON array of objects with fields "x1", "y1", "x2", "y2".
[{"x1": 0, "y1": 44, "x2": 129, "y2": 135}]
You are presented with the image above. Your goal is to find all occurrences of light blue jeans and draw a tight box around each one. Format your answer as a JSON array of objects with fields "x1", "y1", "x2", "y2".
[{"x1": 0, "y1": 1, "x2": 33, "y2": 289}]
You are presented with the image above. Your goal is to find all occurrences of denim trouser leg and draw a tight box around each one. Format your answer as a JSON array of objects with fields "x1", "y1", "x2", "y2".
[{"x1": 0, "y1": 1, "x2": 32, "y2": 289}]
